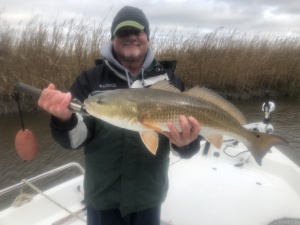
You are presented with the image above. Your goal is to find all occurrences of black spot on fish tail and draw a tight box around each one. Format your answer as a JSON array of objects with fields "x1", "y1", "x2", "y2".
[{"x1": 248, "y1": 132, "x2": 288, "y2": 166}]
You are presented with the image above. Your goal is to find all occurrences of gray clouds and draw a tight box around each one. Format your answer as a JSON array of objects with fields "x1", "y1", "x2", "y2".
[{"x1": 1, "y1": 0, "x2": 300, "y2": 35}]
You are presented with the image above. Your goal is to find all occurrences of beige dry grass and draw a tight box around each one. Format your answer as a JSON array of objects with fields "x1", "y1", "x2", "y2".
[{"x1": 1, "y1": 16, "x2": 300, "y2": 110}]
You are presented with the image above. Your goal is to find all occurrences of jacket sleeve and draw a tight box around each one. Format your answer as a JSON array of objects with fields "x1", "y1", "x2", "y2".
[
  {"x1": 50, "y1": 114, "x2": 78, "y2": 149},
  {"x1": 171, "y1": 136, "x2": 201, "y2": 159},
  {"x1": 50, "y1": 69, "x2": 95, "y2": 150}
]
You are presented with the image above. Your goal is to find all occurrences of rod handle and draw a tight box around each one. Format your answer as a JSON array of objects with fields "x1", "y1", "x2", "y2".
[{"x1": 14, "y1": 82, "x2": 42, "y2": 99}]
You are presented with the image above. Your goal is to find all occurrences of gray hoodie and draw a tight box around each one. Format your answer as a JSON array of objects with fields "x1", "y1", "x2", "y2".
[{"x1": 100, "y1": 43, "x2": 156, "y2": 87}]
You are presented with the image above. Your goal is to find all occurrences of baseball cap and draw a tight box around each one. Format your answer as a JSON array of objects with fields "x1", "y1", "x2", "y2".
[{"x1": 111, "y1": 6, "x2": 150, "y2": 40}]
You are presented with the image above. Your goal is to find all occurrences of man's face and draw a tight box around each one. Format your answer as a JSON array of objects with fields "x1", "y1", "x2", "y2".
[{"x1": 112, "y1": 27, "x2": 149, "y2": 62}]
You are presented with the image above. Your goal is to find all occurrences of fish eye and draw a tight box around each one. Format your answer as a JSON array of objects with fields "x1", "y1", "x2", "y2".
[
  {"x1": 97, "y1": 100, "x2": 103, "y2": 104},
  {"x1": 256, "y1": 134, "x2": 260, "y2": 139}
]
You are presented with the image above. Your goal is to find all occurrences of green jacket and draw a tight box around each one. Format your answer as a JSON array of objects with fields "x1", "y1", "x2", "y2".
[
  {"x1": 50, "y1": 47, "x2": 200, "y2": 216},
  {"x1": 83, "y1": 118, "x2": 171, "y2": 215}
]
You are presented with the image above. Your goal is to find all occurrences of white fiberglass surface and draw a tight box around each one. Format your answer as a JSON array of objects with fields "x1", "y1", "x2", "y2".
[{"x1": 161, "y1": 146, "x2": 300, "y2": 225}]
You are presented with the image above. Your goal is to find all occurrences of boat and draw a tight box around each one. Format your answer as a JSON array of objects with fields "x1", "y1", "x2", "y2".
[{"x1": 1, "y1": 98, "x2": 300, "y2": 225}]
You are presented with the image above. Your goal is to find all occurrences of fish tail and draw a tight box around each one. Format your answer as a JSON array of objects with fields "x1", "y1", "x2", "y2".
[{"x1": 248, "y1": 132, "x2": 288, "y2": 166}]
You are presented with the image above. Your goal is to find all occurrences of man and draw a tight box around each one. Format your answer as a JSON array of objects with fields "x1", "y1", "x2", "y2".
[{"x1": 38, "y1": 6, "x2": 201, "y2": 225}]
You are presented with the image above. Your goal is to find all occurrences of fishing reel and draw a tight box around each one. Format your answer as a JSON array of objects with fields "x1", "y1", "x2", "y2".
[
  {"x1": 69, "y1": 99, "x2": 88, "y2": 116},
  {"x1": 258, "y1": 91, "x2": 275, "y2": 134},
  {"x1": 244, "y1": 91, "x2": 275, "y2": 134}
]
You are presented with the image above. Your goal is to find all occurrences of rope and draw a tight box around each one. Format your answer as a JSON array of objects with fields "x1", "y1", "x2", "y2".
[
  {"x1": 21, "y1": 179, "x2": 86, "y2": 223},
  {"x1": 13, "y1": 92, "x2": 25, "y2": 131},
  {"x1": 12, "y1": 193, "x2": 33, "y2": 207}
]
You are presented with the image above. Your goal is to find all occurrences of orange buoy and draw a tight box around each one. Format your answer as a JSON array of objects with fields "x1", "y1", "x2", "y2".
[{"x1": 15, "y1": 129, "x2": 38, "y2": 161}]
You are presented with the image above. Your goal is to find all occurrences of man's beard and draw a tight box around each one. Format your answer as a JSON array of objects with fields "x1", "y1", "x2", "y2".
[{"x1": 122, "y1": 48, "x2": 141, "y2": 61}]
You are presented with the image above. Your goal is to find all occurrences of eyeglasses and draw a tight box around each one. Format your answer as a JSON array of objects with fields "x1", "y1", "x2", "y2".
[{"x1": 115, "y1": 29, "x2": 143, "y2": 37}]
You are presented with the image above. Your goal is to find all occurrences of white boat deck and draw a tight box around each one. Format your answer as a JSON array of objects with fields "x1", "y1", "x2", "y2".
[
  {"x1": 1, "y1": 139, "x2": 300, "y2": 225},
  {"x1": 0, "y1": 163, "x2": 86, "y2": 225},
  {"x1": 161, "y1": 140, "x2": 300, "y2": 225}
]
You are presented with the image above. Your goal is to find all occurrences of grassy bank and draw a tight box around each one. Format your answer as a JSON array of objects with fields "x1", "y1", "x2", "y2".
[{"x1": 1, "y1": 17, "x2": 300, "y2": 112}]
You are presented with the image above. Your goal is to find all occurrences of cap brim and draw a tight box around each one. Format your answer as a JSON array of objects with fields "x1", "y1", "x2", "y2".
[{"x1": 113, "y1": 20, "x2": 145, "y2": 35}]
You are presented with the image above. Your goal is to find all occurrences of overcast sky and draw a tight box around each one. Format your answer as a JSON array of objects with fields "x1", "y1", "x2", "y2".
[{"x1": 1, "y1": 0, "x2": 300, "y2": 37}]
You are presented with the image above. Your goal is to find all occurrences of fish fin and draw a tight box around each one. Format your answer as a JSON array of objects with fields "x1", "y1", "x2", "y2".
[
  {"x1": 149, "y1": 80, "x2": 181, "y2": 93},
  {"x1": 183, "y1": 86, "x2": 247, "y2": 125},
  {"x1": 247, "y1": 132, "x2": 288, "y2": 166},
  {"x1": 141, "y1": 121, "x2": 164, "y2": 133},
  {"x1": 205, "y1": 135, "x2": 223, "y2": 149},
  {"x1": 140, "y1": 131, "x2": 159, "y2": 155}
]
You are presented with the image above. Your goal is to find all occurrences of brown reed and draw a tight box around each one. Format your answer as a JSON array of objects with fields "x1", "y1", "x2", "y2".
[
  {"x1": 153, "y1": 29, "x2": 300, "y2": 98},
  {"x1": 0, "y1": 16, "x2": 300, "y2": 112}
]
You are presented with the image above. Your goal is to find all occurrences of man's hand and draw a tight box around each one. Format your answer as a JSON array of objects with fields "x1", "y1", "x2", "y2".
[
  {"x1": 163, "y1": 115, "x2": 200, "y2": 147},
  {"x1": 38, "y1": 84, "x2": 72, "y2": 122}
]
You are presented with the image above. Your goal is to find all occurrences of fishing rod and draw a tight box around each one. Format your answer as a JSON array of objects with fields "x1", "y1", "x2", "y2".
[
  {"x1": 13, "y1": 82, "x2": 87, "y2": 161},
  {"x1": 14, "y1": 83, "x2": 87, "y2": 114}
]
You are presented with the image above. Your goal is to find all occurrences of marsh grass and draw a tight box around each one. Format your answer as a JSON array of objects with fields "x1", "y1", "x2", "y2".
[
  {"x1": 1, "y1": 16, "x2": 300, "y2": 112},
  {"x1": 153, "y1": 29, "x2": 300, "y2": 98}
]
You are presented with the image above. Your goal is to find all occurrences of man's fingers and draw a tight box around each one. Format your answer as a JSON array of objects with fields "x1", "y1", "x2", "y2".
[
  {"x1": 166, "y1": 122, "x2": 180, "y2": 137},
  {"x1": 179, "y1": 115, "x2": 190, "y2": 140},
  {"x1": 48, "y1": 83, "x2": 55, "y2": 90},
  {"x1": 188, "y1": 116, "x2": 201, "y2": 138},
  {"x1": 62, "y1": 92, "x2": 72, "y2": 108},
  {"x1": 165, "y1": 115, "x2": 201, "y2": 147},
  {"x1": 37, "y1": 84, "x2": 72, "y2": 121}
]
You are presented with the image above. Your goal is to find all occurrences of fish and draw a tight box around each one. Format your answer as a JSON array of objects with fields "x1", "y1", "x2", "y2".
[{"x1": 84, "y1": 80, "x2": 287, "y2": 165}]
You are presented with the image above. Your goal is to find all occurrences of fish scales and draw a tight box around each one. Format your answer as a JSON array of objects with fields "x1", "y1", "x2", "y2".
[{"x1": 135, "y1": 89, "x2": 243, "y2": 133}]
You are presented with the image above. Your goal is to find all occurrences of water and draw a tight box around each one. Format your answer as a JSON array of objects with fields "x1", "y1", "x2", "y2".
[
  {"x1": 234, "y1": 98, "x2": 300, "y2": 165},
  {"x1": 0, "y1": 111, "x2": 85, "y2": 190},
  {"x1": 0, "y1": 98, "x2": 299, "y2": 206}
]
